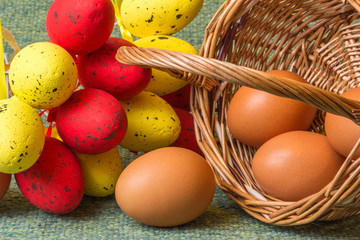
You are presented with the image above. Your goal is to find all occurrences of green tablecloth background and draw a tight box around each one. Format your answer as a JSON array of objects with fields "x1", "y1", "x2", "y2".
[{"x1": 1, "y1": 1, "x2": 360, "y2": 239}]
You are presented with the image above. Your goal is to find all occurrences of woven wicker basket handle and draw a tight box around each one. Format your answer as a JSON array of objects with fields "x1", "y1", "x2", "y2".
[{"x1": 116, "y1": 47, "x2": 360, "y2": 125}]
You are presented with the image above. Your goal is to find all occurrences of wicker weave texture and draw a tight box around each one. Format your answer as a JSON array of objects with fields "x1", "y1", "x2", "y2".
[{"x1": 116, "y1": 0, "x2": 360, "y2": 226}]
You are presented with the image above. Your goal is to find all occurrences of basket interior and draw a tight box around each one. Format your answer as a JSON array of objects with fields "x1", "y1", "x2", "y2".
[{"x1": 192, "y1": 0, "x2": 360, "y2": 224}]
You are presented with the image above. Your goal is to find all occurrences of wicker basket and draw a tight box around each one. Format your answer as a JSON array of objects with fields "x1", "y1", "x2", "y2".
[{"x1": 116, "y1": 0, "x2": 360, "y2": 226}]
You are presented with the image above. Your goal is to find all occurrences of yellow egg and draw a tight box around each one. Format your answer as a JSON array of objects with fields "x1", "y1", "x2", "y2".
[
  {"x1": 74, "y1": 147, "x2": 123, "y2": 197},
  {"x1": 119, "y1": 91, "x2": 181, "y2": 152},
  {"x1": 134, "y1": 35, "x2": 198, "y2": 95},
  {"x1": 120, "y1": 0, "x2": 203, "y2": 38},
  {"x1": 9, "y1": 42, "x2": 78, "y2": 109},
  {"x1": 0, "y1": 98, "x2": 45, "y2": 174}
]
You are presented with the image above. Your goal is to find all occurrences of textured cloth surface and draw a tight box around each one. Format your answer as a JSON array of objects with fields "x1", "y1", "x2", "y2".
[{"x1": 1, "y1": 0, "x2": 360, "y2": 239}]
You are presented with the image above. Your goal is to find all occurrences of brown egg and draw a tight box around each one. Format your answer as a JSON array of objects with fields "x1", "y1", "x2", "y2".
[
  {"x1": 227, "y1": 70, "x2": 317, "y2": 147},
  {"x1": 252, "y1": 131, "x2": 344, "y2": 201},
  {"x1": 325, "y1": 88, "x2": 360, "y2": 158},
  {"x1": 0, "y1": 172, "x2": 11, "y2": 200},
  {"x1": 115, "y1": 147, "x2": 216, "y2": 227}
]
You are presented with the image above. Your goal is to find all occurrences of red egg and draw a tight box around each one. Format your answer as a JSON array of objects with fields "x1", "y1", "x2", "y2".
[
  {"x1": 171, "y1": 108, "x2": 203, "y2": 156},
  {"x1": 46, "y1": 0, "x2": 115, "y2": 55},
  {"x1": 161, "y1": 84, "x2": 191, "y2": 112},
  {"x1": 15, "y1": 137, "x2": 84, "y2": 214},
  {"x1": 55, "y1": 88, "x2": 127, "y2": 154},
  {"x1": 77, "y1": 37, "x2": 152, "y2": 100}
]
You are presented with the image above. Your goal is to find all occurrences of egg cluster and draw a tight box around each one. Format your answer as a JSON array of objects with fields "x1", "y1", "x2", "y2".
[
  {"x1": 227, "y1": 70, "x2": 360, "y2": 202},
  {"x1": 1, "y1": 0, "x2": 213, "y2": 228}
]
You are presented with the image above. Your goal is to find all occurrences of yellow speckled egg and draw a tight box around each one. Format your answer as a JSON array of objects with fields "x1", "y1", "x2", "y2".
[
  {"x1": 120, "y1": 0, "x2": 203, "y2": 38},
  {"x1": 74, "y1": 147, "x2": 123, "y2": 197},
  {"x1": 119, "y1": 91, "x2": 181, "y2": 152},
  {"x1": 9, "y1": 42, "x2": 78, "y2": 109},
  {"x1": 134, "y1": 35, "x2": 198, "y2": 95},
  {"x1": 0, "y1": 98, "x2": 45, "y2": 174}
]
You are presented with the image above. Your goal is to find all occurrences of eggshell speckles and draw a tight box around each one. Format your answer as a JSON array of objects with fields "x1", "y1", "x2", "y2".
[
  {"x1": 46, "y1": 0, "x2": 115, "y2": 55},
  {"x1": 55, "y1": 88, "x2": 127, "y2": 154},
  {"x1": 15, "y1": 137, "x2": 84, "y2": 214},
  {"x1": 252, "y1": 131, "x2": 344, "y2": 201},
  {"x1": 0, "y1": 98, "x2": 45, "y2": 174},
  {"x1": 75, "y1": 147, "x2": 123, "y2": 197},
  {"x1": 134, "y1": 36, "x2": 198, "y2": 95},
  {"x1": 119, "y1": 91, "x2": 181, "y2": 152},
  {"x1": 77, "y1": 37, "x2": 151, "y2": 100},
  {"x1": 121, "y1": 0, "x2": 203, "y2": 38},
  {"x1": 115, "y1": 147, "x2": 216, "y2": 227},
  {"x1": 9, "y1": 42, "x2": 78, "y2": 109}
]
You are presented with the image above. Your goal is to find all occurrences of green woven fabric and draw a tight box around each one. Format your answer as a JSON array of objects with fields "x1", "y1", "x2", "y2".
[{"x1": 1, "y1": 0, "x2": 360, "y2": 239}]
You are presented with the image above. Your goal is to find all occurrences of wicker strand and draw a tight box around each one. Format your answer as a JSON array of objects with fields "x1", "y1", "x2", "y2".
[
  {"x1": 348, "y1": 0, "x2": 360, "y2": 12},
  {"x1": 116, "y1": 47, "x2": 360, "y2": 124}
]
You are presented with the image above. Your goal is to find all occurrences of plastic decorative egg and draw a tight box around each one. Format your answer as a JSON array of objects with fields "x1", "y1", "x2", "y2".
[
  {"x1": 134, "y1": 36, "x2": 198, "y2": 95},
  {"x1": 161, "y1": 84, "x2": 191, "y2": 112},
  {"x1": 15, "y1": 137, "x2": 84, "y2": 214},
  {"x1": 121, "y1": 0, "x2": 203, "y2": 38},
  {"x1": 9, "y1": 42, "x2": 78, "y2": 109},
  {"x1": 0, "y1": 98, "x2": 45, "y2": 174},
  {"x1": 74, "y1": 147, "x2": 123, "y2": 197},
  {"x1": 55, "y1": 88, "x2": 127, "y2": 154},
  {"x1": 170, "y1": 107, "x2": 203, "y2": 156},
  {"x1": 46, "y1": 0, "x2": 115, "y2": 55},
  {"x1": 77, "y1": 37, "x2": 151, "y2": 100},
  {"x1": 119, "y1": 91, "x2": 181, "y2": 152}
]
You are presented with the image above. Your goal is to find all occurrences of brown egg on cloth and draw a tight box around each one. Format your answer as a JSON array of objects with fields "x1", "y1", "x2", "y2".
[{"x1": 115, "y1": 147, "x2": 216, "y2": 227}]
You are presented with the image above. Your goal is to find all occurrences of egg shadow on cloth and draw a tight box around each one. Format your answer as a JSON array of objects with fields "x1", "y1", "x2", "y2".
[
  {"x1": 58, "y1": 194, "x2": 118, "y2": 220},
  {"x1": 127, "y1": 187, "x2": 247, "y2": 229},
  {"x1": 0, "y1": 177, "x2": 113, "y2": 219},
  {"x1": 0, "y1": 181, "x2": 39, "y2": 216}
]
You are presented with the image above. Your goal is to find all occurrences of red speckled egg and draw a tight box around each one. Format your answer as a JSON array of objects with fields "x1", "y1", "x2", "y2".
[
  {"x1": 55, "y1": 88, "x2": 127, "y2": 154},
  {"x1": 171, "y1": 108, "x2": 203, "y2": 156},
  {"x1": 77, "y1": 37, "x2": 152, "y2": 100},
  {"x1": 161, "y1": 84, "x2": 191, "y2": 112},
  {"x1": 46, "y1": 0, "x2": 115, "y2": 55},
  {"x1": 15, "y1": 137, "x2": 84, "y2": 214}
]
